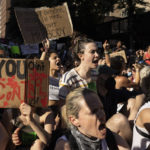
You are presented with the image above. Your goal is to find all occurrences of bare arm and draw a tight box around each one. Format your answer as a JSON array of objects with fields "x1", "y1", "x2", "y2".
[
  {"x1": 136, "y1": 108, "x2": 150, "y2": 133},
  {"x1": 40, "y1": 51, "x2": 47, "y2": 60},
  {"x1": 143, "y1": 52, "x2": 146, "y2": 60},
  {"x1": 19, "y1": 103, "x2": 54, "y2": 145},
  {"x1": 115, "y1": 76, "x2": 139, "y2": 89},
  {"x1": 132, "y1": 63, "x2": 142, "y2": 86},
  {"x1": 103, "y1": 40, "x2": 111, "y2": 67},
  {"x1": 40, "y1": 38, "x2": 50, "y2": 60}
]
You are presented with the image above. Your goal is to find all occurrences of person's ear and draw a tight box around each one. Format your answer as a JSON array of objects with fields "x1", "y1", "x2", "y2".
[
  {"x1": 69, "y1": 115, "x2": 80, "y2": 127},
  {"x1": 78, "y1": 52, "x2": 84, "y2": 61}
]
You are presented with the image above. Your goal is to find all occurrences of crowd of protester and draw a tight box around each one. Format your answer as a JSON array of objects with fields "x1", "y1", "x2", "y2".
[{"x1": 0, "y1": 31, "x2": 150, "y2": 150}]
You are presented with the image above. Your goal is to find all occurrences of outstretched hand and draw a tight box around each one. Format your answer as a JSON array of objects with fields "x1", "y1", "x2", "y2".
[
  {"x1": 12, "y1": 128, "x2": 22, "y2": 146},
  {"x1": 103, "y1": 40, "x2": 110, "y2": 51},
  {"x1": 42, "y1": 38, "x2": 50, "y2": 52}
]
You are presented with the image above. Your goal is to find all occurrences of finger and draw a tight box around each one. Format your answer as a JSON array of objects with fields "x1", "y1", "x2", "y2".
[
  {"x1": 12, "y1": 136, "x2": 20, "y2": 141},
  {"x1": 105, "y1": 40, "x2": 107, "y2": 43},
  {"x1": 14, "y1": 128, "x2": 21, "y2": 134},
  {"x1": 12, "y1": 140, "x2": 22, "y2": 146}
]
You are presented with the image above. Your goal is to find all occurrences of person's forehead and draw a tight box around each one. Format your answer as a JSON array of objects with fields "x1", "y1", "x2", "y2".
[
  {"x1": 79, "y1": 94, "x2": 102, "y2": 109},
  {"x1": 50, "y1": 52, "x2": 58, "y2": 57},
  {"x1": 84, "y1": 42, "x2": 97, "y2": 50}
]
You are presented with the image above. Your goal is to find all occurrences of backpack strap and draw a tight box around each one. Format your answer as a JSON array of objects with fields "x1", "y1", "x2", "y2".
[
  {"x1": 106, "y1": 128, "x2": 119, "y2": 150},
  {"x1": 65, "y1": 130, "x2": 79, "y2": 150},
  {"x1": 135, "y1": 126, "x2": 150, "y2": 139}
]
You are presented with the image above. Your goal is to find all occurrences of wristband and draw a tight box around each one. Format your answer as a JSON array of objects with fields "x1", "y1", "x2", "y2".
[{"x1": 104, "y1": 51, "x2": 109, "y2": 54}]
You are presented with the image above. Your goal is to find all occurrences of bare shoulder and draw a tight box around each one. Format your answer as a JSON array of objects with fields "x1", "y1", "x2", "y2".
[
  {"x1": 39, "y1": 108, "x2": 54, "y2": 123},
  {"x1": 113, "y1": 132, "x2": 130, "y2": 150},
  {"x1": 137, "y1": 108, "x2": 150, "y2": 131},
  {"x1": 115, "y1": 76, "x2": 128, "y2": 83},
  {"x1": 54, "y1": 139, "x2": 70, "y2": 150}
]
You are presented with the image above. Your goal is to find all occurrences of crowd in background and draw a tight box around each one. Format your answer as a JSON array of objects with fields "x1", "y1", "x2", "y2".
[{"x1": 0, "y1": 31, "x2": 150, "y2": 150}]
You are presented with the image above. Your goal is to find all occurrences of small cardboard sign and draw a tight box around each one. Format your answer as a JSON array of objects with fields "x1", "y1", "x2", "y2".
[
  {"x1": 110, "y1": 50, "x2": 127, "y2": 63},
  {"x1": 11, "y1": 46, "x2": 20, "y2": 55},
  {"x1": 0, "y1": 58, "x2": 49, "y2": 108},
  {"x1": 15, "y1": 3, "x2": 73, "y2": 44},
  {"x1": 20, "y1": 44, "x2": 39, "y2": 55}
]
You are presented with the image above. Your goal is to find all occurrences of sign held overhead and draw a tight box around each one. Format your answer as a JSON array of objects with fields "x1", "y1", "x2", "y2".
[{"x1": 15, "y1": 3, "x2": 73, "y2": 44}]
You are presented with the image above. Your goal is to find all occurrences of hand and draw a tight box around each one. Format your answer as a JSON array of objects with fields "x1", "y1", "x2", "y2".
[
  {"x1": 42, "y1": 38, "x2": 50, "y2": 52},
  {"x1": 98, "y1": 58, "x2": 106, "y2": 65},
  {"x1": 12, "y1": 128, "x2": 22, "y2": 146},
  {"x1": 132, "y1": 63, "x2": 142, "y2": 72},
  {"x1": 103, "y1": 40, "x2": 110, "y2": 51},
  {"x1": 136, "y1": 50, "x2": 144, "y2": 57},
  {"x1": 19, "y1": 103, "x2": 33, "y2": 124}
]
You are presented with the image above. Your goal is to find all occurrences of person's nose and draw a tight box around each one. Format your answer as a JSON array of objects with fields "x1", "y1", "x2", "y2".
[
  {"x1": 95, "y1": 51, "x2": 99, "y2": 58},
  {"x1": 57, "y1": 57, "x2": 60, "y2": 61}
]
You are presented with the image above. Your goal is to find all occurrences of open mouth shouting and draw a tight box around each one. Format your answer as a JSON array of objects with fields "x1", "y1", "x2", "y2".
[
  {"x1": 92, "y1": 59, "x2": 99, "y2": 66},
  {"x1": 56, "y1": 61, "x2": 61, "y2": 67}
]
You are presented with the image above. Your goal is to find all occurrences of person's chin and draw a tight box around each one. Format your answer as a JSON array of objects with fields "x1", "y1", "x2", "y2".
[{"x1": 91, "y1": 63, "x2": 97, "y2": 68}]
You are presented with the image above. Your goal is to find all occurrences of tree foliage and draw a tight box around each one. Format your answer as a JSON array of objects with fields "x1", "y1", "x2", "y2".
[
  {"x1": 116, "y1": 0, "x2": 150, "y2": 16},
  {"x1": 5, "y1": 0, "x2": 150, "y2": 42}
]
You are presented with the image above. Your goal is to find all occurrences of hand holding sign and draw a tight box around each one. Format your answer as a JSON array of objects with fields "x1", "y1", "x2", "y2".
[
  {"x1": 15, "y1": 3, "x2": 73, "y2": 44},
  {"x1": 42, "y1": 38, "x2": 50, "y2": 52},
  {"x1": 19, "y1": 103, "x2": 33, "y2": 125}
]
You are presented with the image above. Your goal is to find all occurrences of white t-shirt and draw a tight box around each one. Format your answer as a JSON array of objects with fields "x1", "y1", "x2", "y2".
[
  {"x1": 132, "y1": 101, "x2": 150, "y2": 150},
  {"x1": 59, "y1": 68, "x2": 97, "y2": 100},
  {"x1": 49, "y1": 76, "x2": 60, "y2": 101}
]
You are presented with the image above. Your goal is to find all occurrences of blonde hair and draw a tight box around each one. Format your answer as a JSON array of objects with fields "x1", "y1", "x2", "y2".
[
  {"x1": 65, "y1": 88, "x2": 96, "y2": 128},
  {"x1": 140, "y1": 66, "x2": 150, "y2": 94}
]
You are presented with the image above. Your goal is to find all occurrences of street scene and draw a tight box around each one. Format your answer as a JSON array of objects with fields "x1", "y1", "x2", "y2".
[{"x1": 0, "y1": 0, "x2": 150, "y2": 149}]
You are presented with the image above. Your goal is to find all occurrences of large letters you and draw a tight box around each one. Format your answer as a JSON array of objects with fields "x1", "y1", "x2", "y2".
[{"x1": 0, "y1": 58, "x2": 49, "y2": 108}]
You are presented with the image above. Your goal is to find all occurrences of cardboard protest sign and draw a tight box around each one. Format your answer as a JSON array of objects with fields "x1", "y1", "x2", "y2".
[
  {"x1": 110, "y1": 50, "x2": 127, "y2": 63},
  {"x1": 20, "y1": 44, "x2": 39, "y2": 55},
  {"x1": 15, "y1": 7, "x2": 46, "y2": 44},
  {"x1": 26, "y1": 59, "x2": 49, "y2": 107},
  {"x1": 36, "y1": 3, "x2": 73, "y2": 40},
  {"x1": 0, "y1": 59, "x2": 26, "y2": 107},
  {"x1": 15, "y1": 3, "x2": 73, "y2": 44},
  {"x1": 11, "y1": 46, "x2": 20, "y2": 55},
  {"x1": 0, "y1": 58, "x2": 49, "y2": 108}
]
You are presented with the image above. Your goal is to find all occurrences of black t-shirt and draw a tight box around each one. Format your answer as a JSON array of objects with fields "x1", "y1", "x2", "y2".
[
  {"x1": 0, "y1": 109, "x2": 4, "y2": 120},
  {"x1": 99, "y1": 88, "x2": 142, "y2": 120}
]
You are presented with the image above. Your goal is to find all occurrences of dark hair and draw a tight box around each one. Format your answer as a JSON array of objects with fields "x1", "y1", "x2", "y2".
[
  {"x1": 110, "y1": 56, "x2": 125, "y2": 75},
  {"x1": 45, "y1": 49, "x2": 58, "y2": 60},
  {"x1": 146, "y1": 45, "x2": 150, "y2": 51},
  {"x1": 74, "y1": 37, "x2": 94, "y2": 54},
  {"x1": 98, "y1": 65, "x2": 114, "y2": 75}
]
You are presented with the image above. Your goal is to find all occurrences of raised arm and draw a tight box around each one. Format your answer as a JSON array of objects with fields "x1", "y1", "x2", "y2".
[
  {"x1": 19, "y1": 103, "x2": 54, "y2": 145},
  {"x1": 103, "y1": 40, "x2": 111, "y2": 67},
  {"x1": 40, "y1": 38, "x2": 50, "y2": 60}
]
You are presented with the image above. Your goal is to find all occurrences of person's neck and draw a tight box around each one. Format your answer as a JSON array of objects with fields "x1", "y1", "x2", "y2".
[
  {"x1": 49, "y1": 69, "x2": 59, "y2": 78},
  {"x1": 77, "y1": 128, "x2": 99, "y2": 141},
  {"x1": 75, "y1": 64, "x2": 91, "y2": 81}
]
